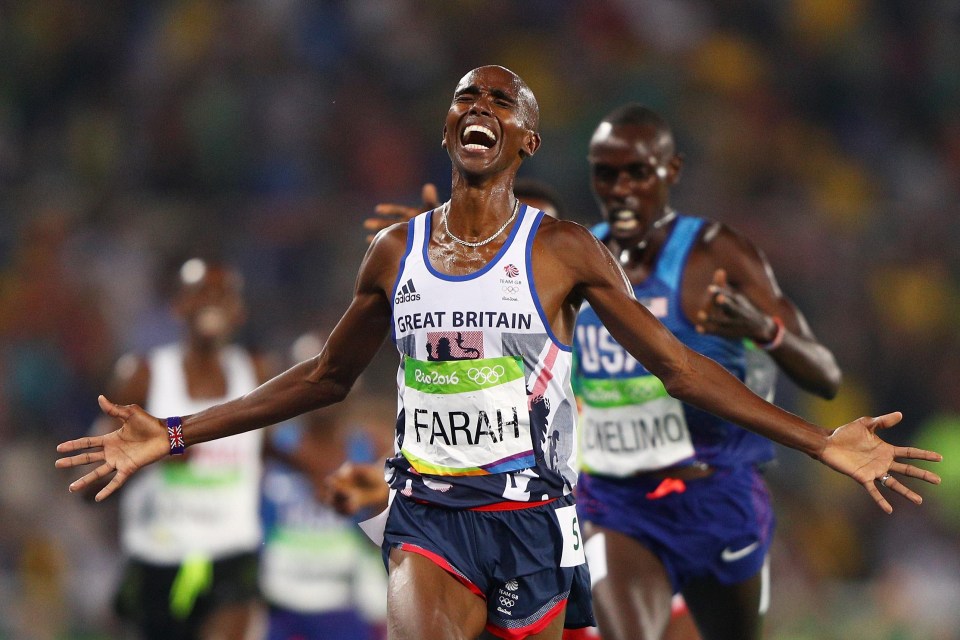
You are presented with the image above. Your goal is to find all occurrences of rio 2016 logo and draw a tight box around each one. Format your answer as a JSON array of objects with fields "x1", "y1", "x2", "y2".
[{"x1": 414, "y1": 369, "x2": 460, "y2": 385}]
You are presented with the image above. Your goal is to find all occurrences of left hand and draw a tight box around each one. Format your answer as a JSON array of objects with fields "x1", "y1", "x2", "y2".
[
  {"x1": 819, "y1": 412, "x2": 942, "y2": 513},
  {"x1": 695, "y1": 268, "x2": 773, "y2": 342},
  {"x1": 55, "y1": 395, "x2": 170, "y2": 501}
]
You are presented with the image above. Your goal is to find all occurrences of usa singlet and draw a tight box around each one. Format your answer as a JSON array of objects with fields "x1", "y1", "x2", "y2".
[
  {"x1": 385, "y1": 205, "x2": 579, "y2": 508},
  {"x1": 575, "y1": 214, "x2": 775, "y2": 476}
]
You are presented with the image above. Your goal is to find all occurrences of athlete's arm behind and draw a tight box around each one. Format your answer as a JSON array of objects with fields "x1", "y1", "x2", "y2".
[
  {"x1": 56, "y1": 226, "x2": 408, "y2": 501},
  {"x1": 689, "y1": 222, "x2": 841, "y2": 398}
]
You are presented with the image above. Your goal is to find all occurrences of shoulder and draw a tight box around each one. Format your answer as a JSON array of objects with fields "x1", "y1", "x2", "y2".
[
  {"x1": 371, "y1": 217, "x2": 414, "y2": 252},
  {"x1": 533, "y1": 216, "x2": 626, "y2": 289},
  {"x1": 534, "y1": 216, "x2": 609, "y2": 253},
  {"x1": 359, "y1": 218, "x2": 414, "y2": 290},
  {"x1": 692, "y1": 217, "x2": 768, "y2": 271}
]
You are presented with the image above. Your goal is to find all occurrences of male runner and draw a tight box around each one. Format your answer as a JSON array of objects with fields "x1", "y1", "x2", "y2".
[
  {"x1": 58, "y1": 66, "x2": 940, "y2": 640},
  {"x1": 84, "y1": 258, "x2": 272, "y2": 640},
  {"x1": 574, "y1": 104, "x2": 841, "y2": 640}
]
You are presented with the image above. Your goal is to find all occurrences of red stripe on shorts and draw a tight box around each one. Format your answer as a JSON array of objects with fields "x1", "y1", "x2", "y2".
[
  {"x1": 469, "y1": 497, "x2": 557, "y2": 512},
  {"x1": 397, "y1": 542, "x2": 485, "y2": 599},
  {"x1": 485, "y1": 596, "x2": 568, "y2": 640}
]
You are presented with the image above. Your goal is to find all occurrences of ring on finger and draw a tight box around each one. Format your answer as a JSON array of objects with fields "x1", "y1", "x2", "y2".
[{"x1": 878, "y1": 473, "x2": 892, "y2": 487}]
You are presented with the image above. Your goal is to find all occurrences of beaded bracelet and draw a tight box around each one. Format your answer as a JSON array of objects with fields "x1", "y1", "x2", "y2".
[
  {"x1": 758, "y1": 316, "x2": 786, "y2": 352},
  {"x1": 166, "y1": 416, "x2": 186, "y2": 455}
]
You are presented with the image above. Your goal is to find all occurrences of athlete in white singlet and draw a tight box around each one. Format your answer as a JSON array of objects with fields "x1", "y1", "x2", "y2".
[{"x1": 87, "y1": 258, "x2": 271, "y2": 640}]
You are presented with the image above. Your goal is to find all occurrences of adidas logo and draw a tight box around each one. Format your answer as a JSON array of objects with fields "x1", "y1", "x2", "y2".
[{"x1": 394, "y1": 278, "x2": 421, "y2": 304}]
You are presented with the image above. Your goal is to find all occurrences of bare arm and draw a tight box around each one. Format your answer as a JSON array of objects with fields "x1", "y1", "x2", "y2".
[
  {"x1": 541, "y1": 220, "x2": 940, "y2": 512},
  {"x1": 689, "y1": 223, "x2": 841, "y2": 398},
  {"x1": 57, "y1": 226, "x2": 407, "y2": 501}
]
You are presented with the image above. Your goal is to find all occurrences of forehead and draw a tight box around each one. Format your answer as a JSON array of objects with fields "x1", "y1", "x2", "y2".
[
  {"x1": 588, "y1": 122, "x2": 667, "y2": 161},
  {"x1": 180, "y1": 265, "x2": 242, "y2": 295},
  {"x1": 455, "y1": 67, "x2": 521, "y2": 96}
]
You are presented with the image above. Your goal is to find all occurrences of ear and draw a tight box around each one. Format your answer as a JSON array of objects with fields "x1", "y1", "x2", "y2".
[
  {"x1": 667, "y1": 153, "x2": 684, "y2": 184},
  {"x1": 441, "y1": 125, "x2": 448, "y2": 149},
  {"x1": 520, "y1": 130, "x2": 541, "y2": 158}
]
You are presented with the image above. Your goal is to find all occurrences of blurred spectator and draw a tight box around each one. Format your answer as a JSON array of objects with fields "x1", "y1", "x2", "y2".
[{"x1": 258, "y1": 331, "x2": 388, "y2": 640}]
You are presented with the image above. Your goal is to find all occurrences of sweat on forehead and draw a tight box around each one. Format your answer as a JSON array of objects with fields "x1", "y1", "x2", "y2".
[{"x1": 455, "y1": 66, "x2": 539, "y2": 130}]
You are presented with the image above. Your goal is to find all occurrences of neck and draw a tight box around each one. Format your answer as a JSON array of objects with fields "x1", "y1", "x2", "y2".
[
  {"x1": 443, "y1": 197, "x2": 520, "y2": 249},
  {"x1": 613, "y1": 207, "x2": 677, "y2": 266}
]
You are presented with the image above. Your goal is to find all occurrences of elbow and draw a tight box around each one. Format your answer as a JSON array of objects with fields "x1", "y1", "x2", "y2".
[
  {"x1": 306, "y1": 375, "x2": 352, "y2": 408},
  {"x1": 807, "y1": 350, "x2": 843, "y2": 400},
  {"x1": 303, "y1": 357, "x2": 355, "y2": 407},
  {"x1": 660, "y1": 368, "x2": 696, "y2": 403},
  {"x1": 796, "y1": 363, "x2": 842, "y2": 400},
  {"x1": 326, "y1": 380, "x2": 352, "y2": 405},
  {"x1": 817, "y1": 366, "x2": 843, "y2": 400}
]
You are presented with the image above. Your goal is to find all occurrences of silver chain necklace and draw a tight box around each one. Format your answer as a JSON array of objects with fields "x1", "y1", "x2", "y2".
[
  {"x1": 442, "y1": 198, "x2": 520, "y2": 248},
  {"x1": 619, "y1": 208, "x2": 677, "y2": 265}
]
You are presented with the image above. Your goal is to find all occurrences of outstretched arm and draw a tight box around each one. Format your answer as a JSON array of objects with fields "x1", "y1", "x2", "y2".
[
  {"x1": 545, "y1": 221, "x2": 941, "y2": 513},
  {"x1": 690, "y1": 224, "x2": 841, "y2": 398},
  {"x1": 57, "y1": 228, "x2": 405, "y2": 501}
]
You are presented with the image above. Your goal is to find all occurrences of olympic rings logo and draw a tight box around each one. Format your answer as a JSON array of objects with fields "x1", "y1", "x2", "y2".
[
  {"x1": 468, "y1": 365, "x2": 505, "y2": 384},
  {"x1": 499, "y1": 596, "x2": 515, "y2": 608},
  {"x1": 502, "y1": 285, "x2": 519, "y2": 294}
]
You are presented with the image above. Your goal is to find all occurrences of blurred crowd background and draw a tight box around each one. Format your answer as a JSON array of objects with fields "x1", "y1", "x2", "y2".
[{"x1": 0, "y1": 1, "x2": 958, "y2": 638}]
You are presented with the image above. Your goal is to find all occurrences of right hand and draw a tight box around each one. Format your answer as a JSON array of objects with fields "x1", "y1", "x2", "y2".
[
  {"x1": 695, "y1": 268, "x2": 773, "y2": 343},
  {"x1": 56, "y1": 395, "x2": 170, "y2": 501},
  {"x1": 364, "y1": 183, "x2": 439, "y2": 243},
  {"x1": 325, "y1": 461, "x2": 390, "y2": 516}
]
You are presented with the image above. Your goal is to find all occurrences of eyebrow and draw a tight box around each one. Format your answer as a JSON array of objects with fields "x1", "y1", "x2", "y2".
[{"x1": 454, "y1": 85, "x2": 517, "y2": 103}]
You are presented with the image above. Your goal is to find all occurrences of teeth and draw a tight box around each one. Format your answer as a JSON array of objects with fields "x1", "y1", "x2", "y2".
[
  {"x1": 612, "y1": 209, "x2": 639, "y2": 230},
  {"x1": 462, "y1": 124, "x2": 496, "y2": 145}
]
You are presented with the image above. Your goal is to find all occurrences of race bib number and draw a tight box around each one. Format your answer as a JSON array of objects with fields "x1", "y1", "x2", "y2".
[
  {"x1": 555, "y1": 504, "x2": 586, "y2": 567},
  {"x1": 578, "y1": 375, "x2": 693, "y2": 476},
  {"x1": 401, "y1": 355, "x2": 533, "y2": 476}
]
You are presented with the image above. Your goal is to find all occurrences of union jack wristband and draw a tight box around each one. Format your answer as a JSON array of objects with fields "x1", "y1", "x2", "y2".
[{"x1": 166, "y1": 416, "x2": 186, "y2": 455}]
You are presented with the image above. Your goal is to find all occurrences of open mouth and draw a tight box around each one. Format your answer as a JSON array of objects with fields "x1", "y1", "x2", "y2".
[
  {"x1": 610, "y1": 208, "x2": 640, "y2": 232},
  {"x1": 461, "y1": 124, "x2": 497, "y2": 151},
  {"x1": 194, "y1": 306, "x2": 230, "y2": 337}
]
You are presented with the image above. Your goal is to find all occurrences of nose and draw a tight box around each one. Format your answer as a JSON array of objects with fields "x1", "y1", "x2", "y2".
[
  {"x1": 469, "y1": 93, "x2": 493, "y2": 117},
  {"x1": 610, "y1": 169, "x2": 634, "y2": 198}
]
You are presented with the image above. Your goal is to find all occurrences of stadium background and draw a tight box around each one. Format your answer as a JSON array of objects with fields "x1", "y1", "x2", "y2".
[{"x1": 1, "y1": 1, "x2": 957, "y2": 638}]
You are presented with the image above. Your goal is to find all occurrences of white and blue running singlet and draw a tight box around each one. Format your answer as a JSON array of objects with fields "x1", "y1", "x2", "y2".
[
  {"x1": 386, "y1": 205, "x2": 579, "y2": 508},
  {"x1": 575, "y1": 214, "x2": 775, "y2": 475}
]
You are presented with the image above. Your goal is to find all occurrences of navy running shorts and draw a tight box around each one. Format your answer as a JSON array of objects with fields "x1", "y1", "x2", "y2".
[
  {"x1": 577, "y1": 465, "x2": 774, "y2": 593},
  {"x1": 383, "y1": 493, "x2": 595, "y2": 639}
]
